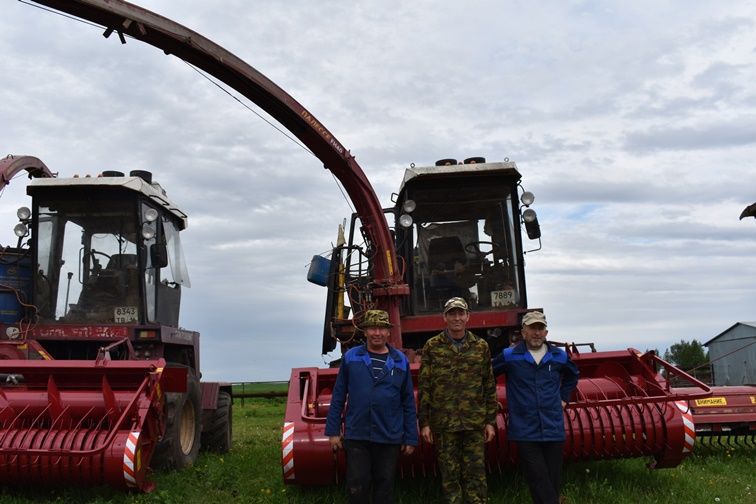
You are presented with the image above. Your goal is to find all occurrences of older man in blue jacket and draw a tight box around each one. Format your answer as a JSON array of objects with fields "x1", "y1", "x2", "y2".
[
  {"x1": 492, "y1": 311, "x2": 579, "y2": 504},
  {"x1": 326, "y1": 309, "x2": 418, "y2": 503}
]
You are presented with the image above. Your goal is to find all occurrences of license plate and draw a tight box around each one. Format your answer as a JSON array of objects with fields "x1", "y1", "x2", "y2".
[
  {"x1": 491, "y1": 289, "x2": 515, "y2": 307},
  {"x1": 114, "y1": 306, "x2": 138, "y2": 323}
]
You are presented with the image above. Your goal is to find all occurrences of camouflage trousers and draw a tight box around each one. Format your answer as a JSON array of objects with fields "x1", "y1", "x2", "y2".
[{"x1": 435, "y1": 429, "x2": 487, "y2": 504}]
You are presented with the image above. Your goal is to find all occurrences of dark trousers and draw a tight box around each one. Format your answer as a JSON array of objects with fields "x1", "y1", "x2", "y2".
[
  {"x1": 517, "y1": 441, "x2": 564, "y2": 504},
  {"x1": 344, "y1": 439, "x2": 400, "y2": 504}
]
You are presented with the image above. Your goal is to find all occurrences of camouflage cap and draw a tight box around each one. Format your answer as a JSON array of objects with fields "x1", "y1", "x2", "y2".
[
  {"x1": 443, "y1": 297, "x2": 469, "y2": 313},
  {"x1": 361, "y1": 309, "x2": 393, "y2": 328},
  {"x1": 522, "y1": 311, "x2": 547, "y2": 327}
]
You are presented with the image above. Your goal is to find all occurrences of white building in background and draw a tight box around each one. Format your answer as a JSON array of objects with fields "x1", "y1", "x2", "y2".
[{"x1": 704, "y1": 322, "x2": 756, "y2": 386}]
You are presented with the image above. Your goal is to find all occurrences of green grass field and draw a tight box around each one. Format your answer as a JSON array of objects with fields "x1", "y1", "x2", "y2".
[
  {"x1": 231, "y1": 382, "x2": 288, "y2": 396},
  {"x1": 0, "y1": 397, "x2": 753, "y2": 503}
]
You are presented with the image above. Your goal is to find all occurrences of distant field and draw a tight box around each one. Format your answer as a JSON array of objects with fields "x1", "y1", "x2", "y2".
[
  {"x1": 0, "y1": 396, "x2": 753, "y2": 503},
  {"x1": 231, "y1": 381, "x2": 288, "y2": 395}
]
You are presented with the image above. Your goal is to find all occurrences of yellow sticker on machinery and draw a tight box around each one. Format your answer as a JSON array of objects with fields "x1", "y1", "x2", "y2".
[
  {"x1": 695, "y1": 397, "x2": 727, "y2": 407},
  {"x1": 751, "y1": 396, "x2": 756, "y2": 405}
]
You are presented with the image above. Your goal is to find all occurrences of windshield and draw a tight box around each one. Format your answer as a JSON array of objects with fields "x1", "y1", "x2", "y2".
[
  {"x1": 404, "y1": 192, "x2": 521, "y2": 314},
  {"x1": 35, "y1": 197, "x2": 140, "y2": 324}
]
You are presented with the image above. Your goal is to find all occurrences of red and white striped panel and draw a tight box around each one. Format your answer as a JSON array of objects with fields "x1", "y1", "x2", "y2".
[
  {"x1": 281, "y1": 422, "x2": 295, "y2": 481},
  {"x1": 675, "y1": 401, "x2": 695, "y2": 453},
  {"x1": 123, "y1": 431, "x2": 140, "y2": 487}
]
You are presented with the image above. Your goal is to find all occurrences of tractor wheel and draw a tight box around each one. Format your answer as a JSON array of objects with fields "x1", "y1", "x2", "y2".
[
  {"x1": 153, "y1": 371, "x2": 202, "y2": 470},
  {"x1": 201, "y1": 390, "x2": 232, "y2": 453}
]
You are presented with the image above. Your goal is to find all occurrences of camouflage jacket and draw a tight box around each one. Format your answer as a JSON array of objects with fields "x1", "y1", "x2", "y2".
[{"x1": 418, "y1": 330, "x2": 498, "y2": 432}]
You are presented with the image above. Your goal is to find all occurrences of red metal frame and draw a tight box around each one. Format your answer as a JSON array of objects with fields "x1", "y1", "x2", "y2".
[{"x1": 673, "y1": 385, "x2": 756, "y2": 433}]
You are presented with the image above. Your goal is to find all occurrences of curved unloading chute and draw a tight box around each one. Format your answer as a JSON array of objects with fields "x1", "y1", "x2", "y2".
[{"x1": 0, "y1": 155, "x2": 54, "y2": 192}]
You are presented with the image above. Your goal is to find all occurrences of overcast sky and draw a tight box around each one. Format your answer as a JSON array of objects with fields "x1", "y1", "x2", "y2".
[{"x1": 2, "y1": 0, "x2": 755, "y2": 381}]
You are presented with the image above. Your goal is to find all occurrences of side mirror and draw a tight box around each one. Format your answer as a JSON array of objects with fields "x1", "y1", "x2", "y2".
[
  {"x1": 522, "y1": 209, "x2": 542, "y2": 240},
  {"x1": 150, "y1": 243, "x2": 168, "y2": 268}
]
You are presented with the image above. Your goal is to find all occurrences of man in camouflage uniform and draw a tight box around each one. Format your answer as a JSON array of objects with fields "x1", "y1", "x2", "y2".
[{"x1": 418, "y1": 297, "x2": 498, "y2": 503}]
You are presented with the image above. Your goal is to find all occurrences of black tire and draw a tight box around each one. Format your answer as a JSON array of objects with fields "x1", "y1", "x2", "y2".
[
  {"x1": 153, "y1": 371, "x2": 202, "y2": 470},
  {"x1": 201, "y1": 391, "x2": 232, "y2": 453}
]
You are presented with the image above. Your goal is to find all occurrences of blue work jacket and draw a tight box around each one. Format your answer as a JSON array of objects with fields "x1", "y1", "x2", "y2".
[
  {"x1": 325, "y1": 344, "x2": 419, "y2": 446},
  {"x1": 492, "y1": 342, "x2": 579, "y2": 442}
]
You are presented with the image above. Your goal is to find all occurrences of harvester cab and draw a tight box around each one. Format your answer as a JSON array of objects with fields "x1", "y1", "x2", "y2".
[
  {"x1": 28, "y1": 171, "x2": 189, "y2": 340},
  {"x1": 317, "y1": 157, "x2": 541, "y2": 357}
]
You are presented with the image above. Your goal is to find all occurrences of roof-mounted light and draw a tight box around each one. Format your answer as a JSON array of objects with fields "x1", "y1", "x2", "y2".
[
  {"x1": 402, "y1": 199, "x2": 416, "y2": 213},
  {"x1": 144, "y1": 208, "x2": 159, "y2": 223},
  {"x1": 16, "y1": 207, "x2": 31, "y2": 221},
  {"x1": 399, "y1": 214, "x2": 413, "y2": 228}
]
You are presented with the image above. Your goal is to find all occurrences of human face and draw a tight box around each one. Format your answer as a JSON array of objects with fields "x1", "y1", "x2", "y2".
[
  {"x1": 443, "y1": 308, "x2": 470, "y2": 339},
  {"x1": 521, "y1": 323, "x2": 548, "y2": 350},
  {"x1": 364, "y1": 326, "x2": 390, "y2": 352}
]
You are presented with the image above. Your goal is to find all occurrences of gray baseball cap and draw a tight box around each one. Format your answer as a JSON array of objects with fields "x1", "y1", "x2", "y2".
[{"x1": 522, "y1": 311, "x2": 547, "y2": 327}]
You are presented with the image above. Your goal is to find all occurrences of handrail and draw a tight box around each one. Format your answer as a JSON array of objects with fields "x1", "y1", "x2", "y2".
[{"x1": 569, "y1": 353, "x2": 712, "y2": 408}]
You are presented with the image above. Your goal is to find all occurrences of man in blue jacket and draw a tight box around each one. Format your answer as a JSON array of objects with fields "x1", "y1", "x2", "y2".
[
  {"x1": 326, "y1": 309, "x2": 418, "y2": 503},
  {"x1": 492, "y1": 311, "x2": 579, "y2": 504}
]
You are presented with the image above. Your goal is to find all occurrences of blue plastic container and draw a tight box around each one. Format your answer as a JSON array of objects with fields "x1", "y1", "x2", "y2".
[
  {"x1": 0, "y1": 252, "x2": 32, "y2": 323},
  {"x1": 307, "y1": 255, "x2": 331, "y2": 287}
]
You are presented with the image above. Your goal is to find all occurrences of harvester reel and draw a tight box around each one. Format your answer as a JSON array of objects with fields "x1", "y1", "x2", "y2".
[{"x1": 153, "y1": 369, "x2": 202, "y2": 469}]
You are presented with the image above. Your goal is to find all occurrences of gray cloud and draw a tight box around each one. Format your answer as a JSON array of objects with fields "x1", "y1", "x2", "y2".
[
  {"x1": 624, "y1": 118, "x2": 756, "y2": 152},
  {"x1": 2, "y1": 1, "x2": 756, "y2": 380}
]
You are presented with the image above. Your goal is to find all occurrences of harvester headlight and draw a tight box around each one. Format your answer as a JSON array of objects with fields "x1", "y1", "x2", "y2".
[
  {"x1": 523, "y1": 209, "x2": 537, "y2": 223},
  {"x1": 142, "y1": 223, "x2": 156, "y2": 240},
  {"x1": 399, "y1": 214, "x2": 413, "y2": 228},
  {"x1": 144, "y1": 208, "x2": 159, "y2": 223},
  {"x1": 520, "y1": 191, "x2": 535, "y2": 207},
  {"x1": 16, "y1": 206, "x2": 31, "y2": 220},
  {"x1": 402, "y1": 199, "x2": 417, "y2": 213},
  {"x1": 13, "y1": 223, "x2": 28, "y2": 238}
]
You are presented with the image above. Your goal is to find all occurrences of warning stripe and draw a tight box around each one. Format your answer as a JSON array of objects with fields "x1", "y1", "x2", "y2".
[
  {"x1": 123, "y1": 431, "x2": 140, "y2": 486},
  {"x1": 675, "y1": 401, "x2": 695, "y2": 453},
  {"x1": 281, "y1": 422, "x2": 295, "y2": 481}
]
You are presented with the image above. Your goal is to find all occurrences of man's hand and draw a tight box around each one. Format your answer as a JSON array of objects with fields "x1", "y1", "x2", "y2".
[
  {"x1": 401, "y1": 444, "x2": 415, "y2": 455},
  {"x1": 561, "y1": 400, "x2": 567, "y2": 409},
  {"x1": 421, "y1": 426, "x2": 434, "y2": 444},
  {"x1": 328, "y1": 435, "x2": 343, "y2": 451},
  {"x1": 484, "y1": 424, "x2": 496, "y2": 443}
]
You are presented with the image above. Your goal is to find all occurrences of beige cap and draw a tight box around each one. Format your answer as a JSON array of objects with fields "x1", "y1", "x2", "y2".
[
  {"x1": 522, "y1": 311, "x2": 547, "y2": 327},
  {"x1": 443, "y1": 297, "x2": 469, "y2": 313}
]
